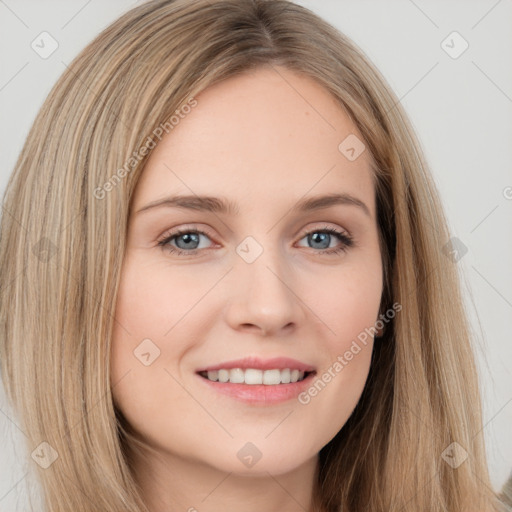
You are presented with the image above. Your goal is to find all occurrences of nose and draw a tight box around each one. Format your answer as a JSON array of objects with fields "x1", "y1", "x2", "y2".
[{"x1": 223, "y1": 245, "x2": 305, "y2": 337}]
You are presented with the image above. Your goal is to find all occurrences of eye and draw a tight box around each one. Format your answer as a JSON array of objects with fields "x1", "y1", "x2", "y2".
[
  {"x1": 157, "y1": 227, "x2": 214, "y2": 255},
  {"x1": 157, "y1": 224, "x2": 354, "y2": 256},
  {"x1": 296, "y1": 226, "x2": 354, "y2": 255}
]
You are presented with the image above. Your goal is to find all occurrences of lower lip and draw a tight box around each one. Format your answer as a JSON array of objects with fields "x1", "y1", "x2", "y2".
[{"x1": 196, "y1": 372, "x2": 316, "y2": 405}]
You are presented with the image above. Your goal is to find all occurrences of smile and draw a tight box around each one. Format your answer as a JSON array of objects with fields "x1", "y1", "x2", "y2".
[{"x1": 199, "y1": 368, "x2": 313, "y2": 385}]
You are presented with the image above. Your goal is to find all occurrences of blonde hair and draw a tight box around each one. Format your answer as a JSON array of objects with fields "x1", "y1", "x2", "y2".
[{"x1": 0, "y1": 0, "x2": 507, "y2": 511}]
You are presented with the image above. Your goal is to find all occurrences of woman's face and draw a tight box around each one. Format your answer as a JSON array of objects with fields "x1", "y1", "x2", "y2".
[{"x1": 111, "y1": 66, "x2": 383, "y2": 476}]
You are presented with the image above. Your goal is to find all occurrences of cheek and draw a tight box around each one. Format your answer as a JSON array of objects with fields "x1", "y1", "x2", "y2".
[
  {"x1": 109, "y1": 260, "x2": 181, "y2": 405},
  {"x1": 308, "y1": 250, "x2": 383, "y2": 353},
  {"x1": 295, "y1": 290, "x2": 378, "y2": 449},
  {"x1": 113, "y1": 257, "x2": 207, "y2": 334},
  {"x1": 109, "y1": 257, "x2": 223, "y2": 440},
  {"x1": 327, "y1": 276, "x2": 381, "y2": 351},
  {"x1": 110, "y1": 255, "x2": 216, "y2": 367},
  {"x1": 299, "y1": 254, "x2": 381, "y2": 422}
]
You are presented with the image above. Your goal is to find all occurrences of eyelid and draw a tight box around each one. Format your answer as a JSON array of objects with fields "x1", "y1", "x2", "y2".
[
  {"x1": 159, "y1": 223, "x2": 213, "y2": 240},
  {"x1": 157, "y1": 221, "x2": 354, "y2": 255},
  {"x1": 157, "y1": 224, "x2": 217, "y2": 243},
  {"x1": 296, "y1": 222, "x2": 352, "y2": 239},
  {"x1": 158, "y1": 222, "x2": 350, "y2": 242}
]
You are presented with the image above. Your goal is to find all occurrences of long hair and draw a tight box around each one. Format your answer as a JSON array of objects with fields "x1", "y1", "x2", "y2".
[{"x1": 0, "y1": 0, "x2": 505, "y2": 510}]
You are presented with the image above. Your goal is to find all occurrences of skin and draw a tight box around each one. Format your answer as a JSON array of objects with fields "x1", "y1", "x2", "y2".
[{"x1": 110, "y1": 65, "x2": 383, "y2": 512}]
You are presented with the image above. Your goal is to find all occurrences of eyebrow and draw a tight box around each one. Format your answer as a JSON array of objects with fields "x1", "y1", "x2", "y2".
[{"x1": 135, "y1": 192, "x2": 371, "y2": 218}]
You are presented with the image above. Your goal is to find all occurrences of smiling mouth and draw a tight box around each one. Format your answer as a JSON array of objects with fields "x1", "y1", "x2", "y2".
[{"x1": 198, "y1": 368, "x2": 315, "y2": 385}]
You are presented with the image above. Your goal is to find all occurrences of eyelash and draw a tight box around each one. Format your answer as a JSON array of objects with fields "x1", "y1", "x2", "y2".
[{"x1": 157, "y1": 225, "x2": 354, "y2": 257}]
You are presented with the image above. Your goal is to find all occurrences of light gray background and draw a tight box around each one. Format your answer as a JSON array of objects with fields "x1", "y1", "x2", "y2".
[{"x1": 1, "y1": 0, "x2": 511, "y2": 510}]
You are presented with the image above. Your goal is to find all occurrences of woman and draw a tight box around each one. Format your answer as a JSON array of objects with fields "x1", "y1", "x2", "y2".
[{"x1": 0, "y1": 0, "x2": 508, "y2": 511}]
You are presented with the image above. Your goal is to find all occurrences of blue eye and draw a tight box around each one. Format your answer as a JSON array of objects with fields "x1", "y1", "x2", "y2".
[
  {"x1": 157, "y1": 229, "x2": 212, "y2": 255},
  {"x1": 297, "y1": 228, "x2": 354, "y2": 255},
  {"x1": 157, "y1": 226, "x2": 354, "y2": 256}
]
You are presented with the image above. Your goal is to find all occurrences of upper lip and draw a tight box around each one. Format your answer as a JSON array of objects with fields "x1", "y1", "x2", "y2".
[{"x1": 196, "y1": 356, "x2": 316, "y2": 373}]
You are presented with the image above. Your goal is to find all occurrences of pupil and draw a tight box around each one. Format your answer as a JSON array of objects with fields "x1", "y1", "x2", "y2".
[
  {"x1": 177, "y1": 233, "x2": 199, "y2": 249},
  {"x1": 310, "y1": 232, "x2": 329, "y2": 249}
]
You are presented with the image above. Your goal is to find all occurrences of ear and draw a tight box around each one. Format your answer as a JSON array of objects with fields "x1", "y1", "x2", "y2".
[
  {"x1": 375, "y1": 324, "x2": 385, "y2": 338},
  {"x1": 375, "y1": 307, "x2": 386, "y2": 338}
]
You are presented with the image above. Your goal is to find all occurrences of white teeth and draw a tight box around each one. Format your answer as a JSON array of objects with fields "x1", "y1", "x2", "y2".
[
  {"x1": 229, "y1": 368, "x2": 245, "y2": 383},
  {"x1": 262, "y1": 369, "x2": 281, "y2": 385},
  {"x1": 245, "y1": 369, "x2": 263, "y2": 385},
  {"x1": 202, "y1": 368, "x2": 310, "y2": 385},
  {"x1": 218, "y1": 369, "x2": 229, "y2": 383}
]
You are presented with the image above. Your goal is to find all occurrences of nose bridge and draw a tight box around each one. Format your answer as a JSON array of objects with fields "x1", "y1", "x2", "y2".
[{"x1": 226, "y1": 234, "x2": 303, "y2": 334}]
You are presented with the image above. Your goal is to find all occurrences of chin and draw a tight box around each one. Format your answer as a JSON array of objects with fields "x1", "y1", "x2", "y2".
[{"x1": 194, "y1": 436, "x2": 320, "y2": 477}]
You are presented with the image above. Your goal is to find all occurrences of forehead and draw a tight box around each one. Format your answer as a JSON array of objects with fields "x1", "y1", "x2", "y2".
[{"x1": 132, "y1": 66, "x2": 375, "y2": 217}]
